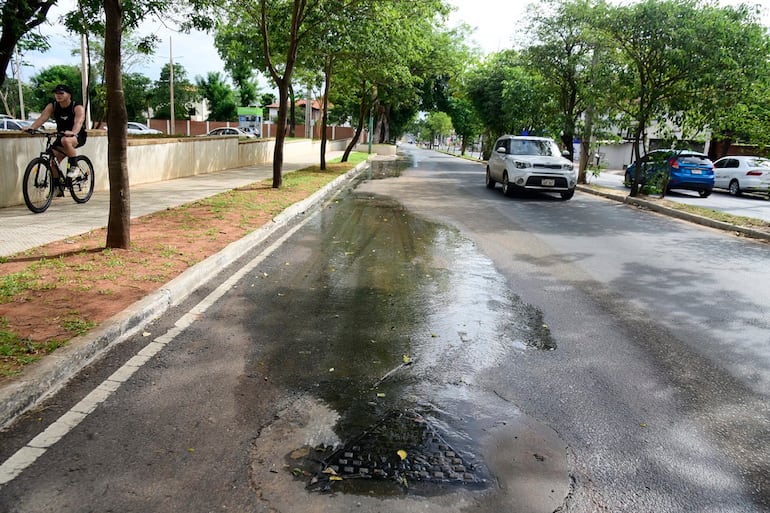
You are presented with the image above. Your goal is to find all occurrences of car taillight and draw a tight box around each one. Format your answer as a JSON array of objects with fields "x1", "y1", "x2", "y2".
[
  {"x1": 747, "y1": 170, "x2": 763, "y2": 176},
  {"x1": 669, "y1": 158, "x2": 679, "y2": 169}
]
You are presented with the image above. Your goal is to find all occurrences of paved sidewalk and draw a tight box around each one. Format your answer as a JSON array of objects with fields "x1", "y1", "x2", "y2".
[{"x1": 1, "y1": 151, "x2": 342, "y2": 258}]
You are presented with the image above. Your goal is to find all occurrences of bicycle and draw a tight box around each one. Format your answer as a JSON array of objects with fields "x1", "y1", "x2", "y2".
[{"x1": 22, "y1": 130, "x2": 95, "y2": 213}]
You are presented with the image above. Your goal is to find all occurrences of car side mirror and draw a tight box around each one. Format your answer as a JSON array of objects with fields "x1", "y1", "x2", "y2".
[
  {"x1": 561, "y1": 150, "x2": 570, "y2": 158},
  {"x1": 496, "y1": 146, "x2": 507, "y2": 154}
]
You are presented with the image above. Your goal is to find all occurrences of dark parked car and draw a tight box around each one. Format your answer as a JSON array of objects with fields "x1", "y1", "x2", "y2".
[{"x1": 625, "y1": 149, "x2": 714, "y2": 197}]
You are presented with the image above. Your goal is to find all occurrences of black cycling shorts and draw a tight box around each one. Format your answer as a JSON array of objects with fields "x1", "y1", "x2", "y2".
[{"x1": 54, "y1": 131, "x2": 87, "y2": 150}]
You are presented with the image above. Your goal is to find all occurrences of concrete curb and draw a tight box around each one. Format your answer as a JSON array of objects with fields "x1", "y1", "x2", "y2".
[
  {"x1": 577, "y1": 185, "x2": 770, "y2": 242},
  {"x1": 0, "y1": 160, "x2": 370, "y2": 430}
]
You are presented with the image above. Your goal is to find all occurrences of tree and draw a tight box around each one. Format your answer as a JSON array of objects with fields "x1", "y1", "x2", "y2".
[
  {"x1": 466, "y1": 50, "x2": 551, "y2": 157},
  {"x1": 62, "y1": 0, "x2": 219, "y2": 248},
  {"x1": 0, "y1": 0, "x2": 56, "y2": 90},
  {"x1": 260, "y1": 92, "x2": 275, "y2": 107},
  {"x1": 103, "y1": 0, "x2": 130, "y2": 248},
  {"x1": 526, "y1": 0, "x2": 596, "y2": 161},
  {"x1": 0, "y1": 76, "x2": 32, "y2": 117},
  {"x1": 676, "y1": 3, "x2": 770, "y2": 158},
  {"x1": 196, "y1": 72, "x2": 237, "y2": 120},
  {"x1": 229, "y1": 62, "x2": 258, "y2": 107},
  {"x1": 123, "y1": 72, "x2": 153, "y2": 120},
  {"x1": 595, "y1": 0, "x2": 755, "y2": 197},
  {"x1": 423, "y1": 111, "x2": 452, "y2": 149},
  {"x1": 217, "y1": 0, "x2": 325, "y2": 188},
  {"x1": 28, "y1": 64, "x2": 82, "y2": 112},
  {"x1": 151, "y1": 63, "x2": 199, "y2": 120},
  {"x1": 70, "y1": 34, "x2": 155, "y2": 126},
  {"x1": 446, "y1": 95, "x2": 482, "y2": 156},
  {"x1": 325, "y1": 1, "x2": 452, "y2": 160}
]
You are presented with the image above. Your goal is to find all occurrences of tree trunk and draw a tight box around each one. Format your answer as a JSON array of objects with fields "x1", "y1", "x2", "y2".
[
  {"x1": 320, "y1": 56, "x2": 333, "y2": 170},
  {"x1": 288, "y1": 84, "x2": 296, "y2": 138},
  {"x1": 342, "y1": 84, "x2": 369, "y2": 162},
  {"x1": 629, "y1": 123, "x2": 645, "y2": 198},
  {"x1": 104, "y1": 0, "x2": 130, "y2": 249},
  {"x1": 578, "y1": 106, "x2": 595, "y2": 184},
  {"x1": 272, "y1": 80, "x2": 289, "y2": 188}
]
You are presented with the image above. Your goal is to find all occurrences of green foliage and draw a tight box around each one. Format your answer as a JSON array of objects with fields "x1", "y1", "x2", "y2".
[
  {"x1": 1, "y1": 77, "x2": 33, "y2": 118},
  {"x1": 196, "y1": 72, "x2": 238, "y2": 121},
  {"x1": 446, "y1": 95, "x2": 482, "y2": 152},
  {"x1": 0, "y1": 0, "x2": 57, "y2": 89},
  {"x1": 260, "y1": 93, "x2": 276, "y2": 108},
  {"x1": 230, "y1": 63, "x2": 259, "y2": 107},
  {"x1": 526, "y1": 0, "x2": 601, "y2": 155},
  {"x1": 424, "y1": 111, "x2": 453, "y2": 144},
  {"x1": 466, "y1": 50, "x2": 551, "y2": 145},
  {"x1": 123, "y1": 72, "x2": 153, "y2": 120},
  {"x1": 28, "y1": 65, "x2": 83, "y2": 113},
  {"x1": 152, "y1": 63, "x2": 200, "y2": 120}
]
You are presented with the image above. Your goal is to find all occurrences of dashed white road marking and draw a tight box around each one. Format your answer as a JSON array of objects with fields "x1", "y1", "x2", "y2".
[{"x1": 0, "y1": 217, "x2": 311, "y2": 486}]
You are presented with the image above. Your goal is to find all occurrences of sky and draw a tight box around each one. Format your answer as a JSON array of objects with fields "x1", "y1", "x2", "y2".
[
  {"x1": 13, "y1": 0, "x2": 770, "y2": 88},
  {"x1": 17, "y1": 0, "x2": 530, "y2": 86}
]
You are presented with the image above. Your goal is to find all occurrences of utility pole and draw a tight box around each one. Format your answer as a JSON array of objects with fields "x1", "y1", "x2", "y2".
[
  {"x1": 80, "y1": 34, "x2": 91, "y2": 129},
  {"x1": 305, "y1": 83, "x2": 312, "y2": 139},
  {"x1": 15, "y1": 46, "x2": 25, "y2": 119},
  {"x1": 169, "y1": 37, "x2": 175, "y2": 134}
]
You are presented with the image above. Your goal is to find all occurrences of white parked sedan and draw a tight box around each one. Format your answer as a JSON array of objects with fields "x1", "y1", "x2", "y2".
[
  {"x1": 204, "y1": 127, "x2": 257, "y2": 138},
  {"x1": 0, "y1": 118, "x2": 31, "y2": 131},
  {"x1": 713, "y1": 155, "x2": 770, "y2": 197},
  {"x1": 127, "y1": 122, "x2": 163, "y2": 135},
  {"x1": 486, "y1": 135, "x2": 577, "y2": 200}
]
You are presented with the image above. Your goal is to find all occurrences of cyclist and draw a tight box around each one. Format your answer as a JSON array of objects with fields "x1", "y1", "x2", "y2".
[{"x1": 24, "y1": 84, "x2": 87, "y2": 180}]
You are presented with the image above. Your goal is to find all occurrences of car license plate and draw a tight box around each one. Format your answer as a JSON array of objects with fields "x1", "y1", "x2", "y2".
[
  {"x1": 691, "y1": 169, "x2": 702, "y2": 174},
  {"x1": 542, "y1": 179, "x2": 555, "y2": 186}
]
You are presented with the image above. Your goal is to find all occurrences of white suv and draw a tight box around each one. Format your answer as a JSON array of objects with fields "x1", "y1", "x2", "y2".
[{"x1": 486, "y1": 135, "x2": 577, "y2": 200}]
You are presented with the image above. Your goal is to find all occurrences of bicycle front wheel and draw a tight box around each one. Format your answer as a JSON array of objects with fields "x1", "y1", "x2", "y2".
[
  {"x1": 23, "y1": 157, "x2": 54, "y2": 213},
  {"x1": 68, "y1": 156, "x2": 95, "y2": 204}
]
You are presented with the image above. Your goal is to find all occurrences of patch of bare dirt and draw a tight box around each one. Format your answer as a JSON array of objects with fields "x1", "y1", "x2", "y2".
[{"x1": 0, "y1": 173, "x2": 342, "y2": 379}]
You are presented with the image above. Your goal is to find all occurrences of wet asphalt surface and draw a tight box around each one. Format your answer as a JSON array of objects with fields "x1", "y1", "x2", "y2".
[{"x1": 1, "y1": 146, "x2": 769, "y2": 512}]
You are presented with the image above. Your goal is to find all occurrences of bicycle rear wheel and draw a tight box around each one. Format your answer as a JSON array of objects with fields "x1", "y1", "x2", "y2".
[
  {"x1": 23, "y1": 157, "x2": 54, "y2": 213},
  {"x1": 68, "y1": 156, "x2": 95, "y2": 204}
]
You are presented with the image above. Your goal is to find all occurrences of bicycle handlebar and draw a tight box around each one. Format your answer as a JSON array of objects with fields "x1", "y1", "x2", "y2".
[{"x1": 23, "y1": 128, "x2": 67, "y2": 137}]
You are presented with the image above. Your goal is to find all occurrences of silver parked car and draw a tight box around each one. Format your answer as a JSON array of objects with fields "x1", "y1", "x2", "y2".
[
  {"x1": 127, "y1": 122, "x2": 163, "y2": 135},
  {"x1": 713, "y1": 155, "x2": 770, "y2": 197},
  {"x1": 204, "y1": 127, "x2": 257, "y2": 138},
  {"x1": 486, "y1": 135, "x2": 576, "y2": 200},
  {"x1": 0, "y1": 118, "x2": 31, "y2": 131}
]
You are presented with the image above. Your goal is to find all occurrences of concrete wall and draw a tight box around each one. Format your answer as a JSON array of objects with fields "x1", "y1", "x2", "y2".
[{"x1": 0, "y1": 132, "x2": 351, "y2": 208}]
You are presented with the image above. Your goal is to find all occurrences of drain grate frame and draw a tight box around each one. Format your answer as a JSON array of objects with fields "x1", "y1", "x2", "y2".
[{"x1": 304, "y1": 409, "x2": 485, "y2": 493}]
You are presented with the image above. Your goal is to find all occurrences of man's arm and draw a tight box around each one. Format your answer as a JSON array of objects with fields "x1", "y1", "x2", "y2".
[
  {"x1": 25, "y1": 103, "x2": 53, "y2": 131},
  {"x1": 67, "y1": 105, "x2": 86, "y2": 136}
]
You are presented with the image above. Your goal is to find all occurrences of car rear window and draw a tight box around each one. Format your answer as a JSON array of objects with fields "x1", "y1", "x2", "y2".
[
  {"x1": 746, "y1": 157, "x2": 770, "y2": 168},
  {"x1": 676, "y1": 155, "x2": 711, "y2": 165}
]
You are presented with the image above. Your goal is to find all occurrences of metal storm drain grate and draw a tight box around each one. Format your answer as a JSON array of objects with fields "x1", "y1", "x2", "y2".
[{"x1": 302, "y1": 410, "x2": 486, "y2": 493}]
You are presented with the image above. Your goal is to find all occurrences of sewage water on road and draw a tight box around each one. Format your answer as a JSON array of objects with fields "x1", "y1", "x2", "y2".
[{"x1": 245, "y1": 157, "x2": 556, "y2": 496}]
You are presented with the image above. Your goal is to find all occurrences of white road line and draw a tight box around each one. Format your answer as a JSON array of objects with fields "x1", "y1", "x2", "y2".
[{"x1": 0, "y1": 217, "x2": 311, "y2": 486}]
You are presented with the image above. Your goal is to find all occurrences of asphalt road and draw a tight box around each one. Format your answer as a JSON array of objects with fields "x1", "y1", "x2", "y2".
[{"x1": 1, "y1": 147, "x2": 768, "y2": 512}]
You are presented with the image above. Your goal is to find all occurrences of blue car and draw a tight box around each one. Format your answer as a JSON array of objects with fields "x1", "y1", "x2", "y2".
[{"x1": 625, "y1": 149, "x2": 715, "y2": 197}]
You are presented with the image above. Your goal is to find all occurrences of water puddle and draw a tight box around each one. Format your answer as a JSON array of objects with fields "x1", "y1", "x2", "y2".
[
  {"x1": 364, "y1": 154, "x2": 412, "y2": 180},
  {"x1": 250, "y1": 162, "x2": 557, "y2": 497}
]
